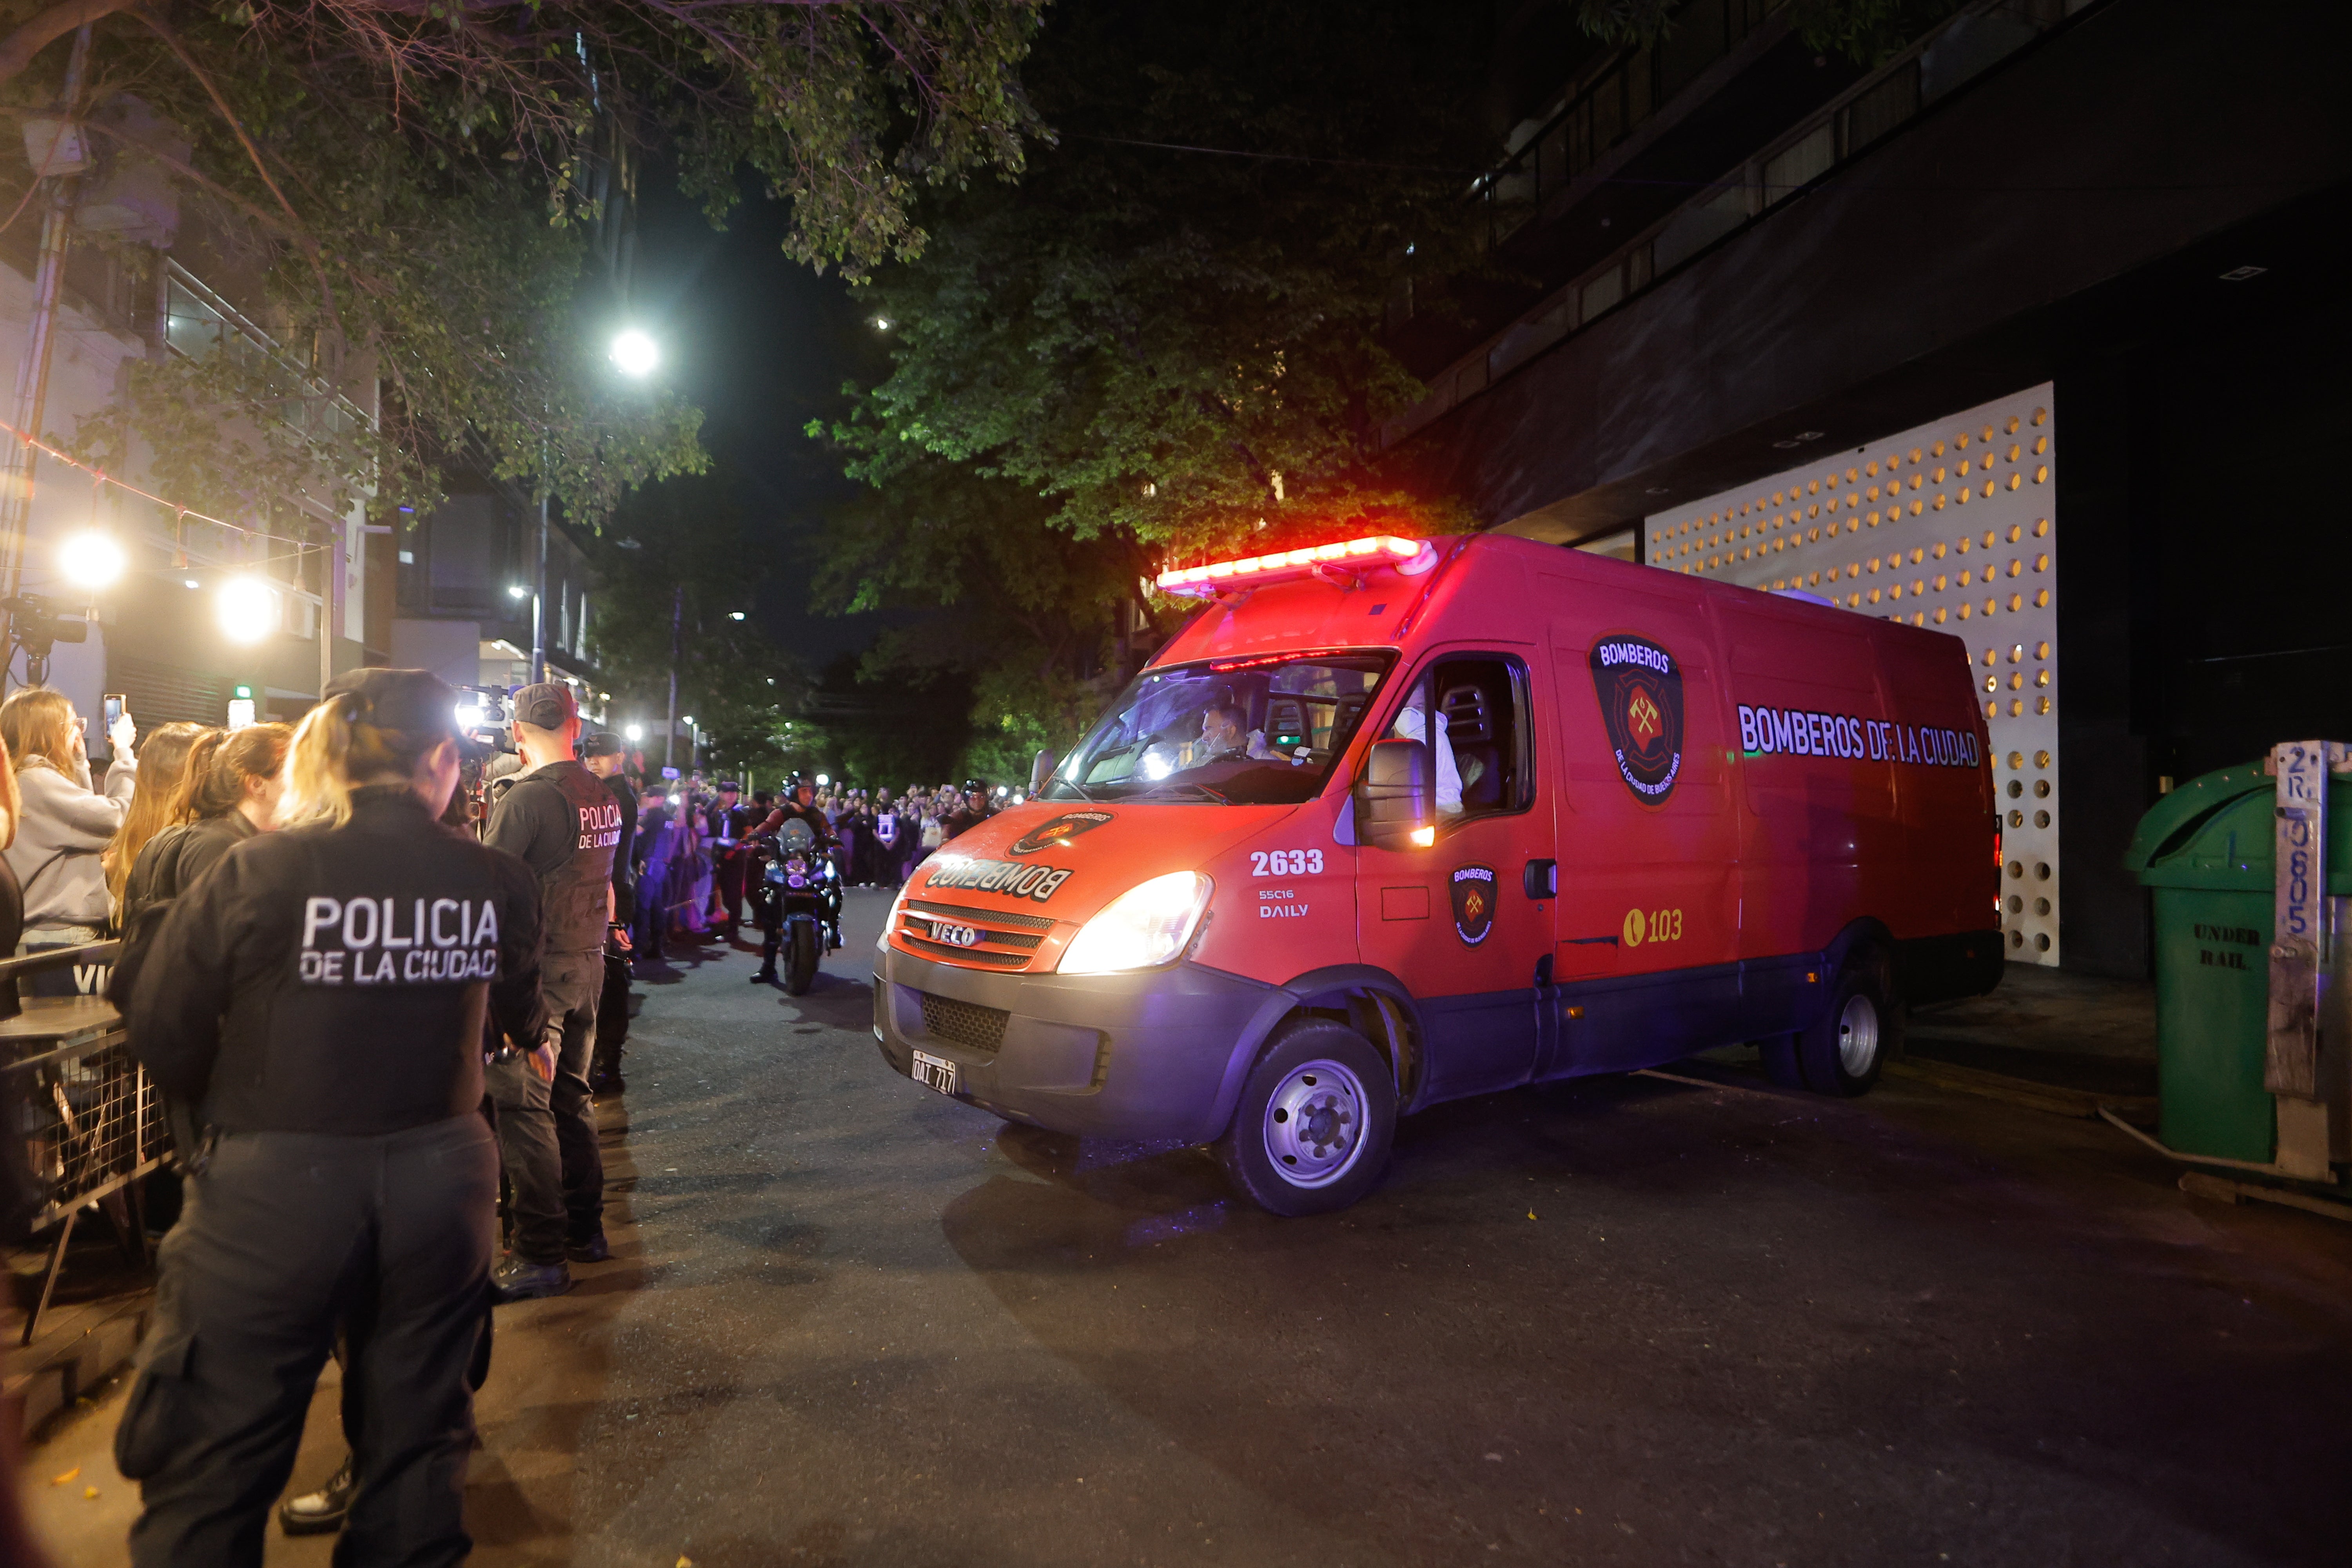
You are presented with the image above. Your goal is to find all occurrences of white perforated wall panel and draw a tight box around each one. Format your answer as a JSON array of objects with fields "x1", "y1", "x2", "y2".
[{"x1": 1643, "y1": 385, "x2": 2059, "y2": 964}]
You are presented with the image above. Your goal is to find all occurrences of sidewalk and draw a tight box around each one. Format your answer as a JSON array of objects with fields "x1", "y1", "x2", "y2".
[{"x1": 1903, "y1": 959, "x2": 2157, "y2": 1102}]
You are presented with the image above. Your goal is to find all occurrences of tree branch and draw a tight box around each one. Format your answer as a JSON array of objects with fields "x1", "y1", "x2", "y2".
[
  {"x1": 133, "y1": 9, "x2": 350, "y2": 343},
  {"x1": 0, "y1": 0, "x2": 136, "y2": 86}
]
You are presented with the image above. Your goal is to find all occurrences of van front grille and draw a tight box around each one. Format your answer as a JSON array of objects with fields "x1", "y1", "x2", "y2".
[
  {"x1": 918, "y1": 992, "x2": 1009, "y2": 1055},
  {"x1": 898, "y1": 898, "x2": 1054, "y2": 970}
]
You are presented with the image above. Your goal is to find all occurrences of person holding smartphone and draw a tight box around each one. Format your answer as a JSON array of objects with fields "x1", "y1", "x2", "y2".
[{"x1": 0, "y1": 687, "x2": 138, "y2": 989}]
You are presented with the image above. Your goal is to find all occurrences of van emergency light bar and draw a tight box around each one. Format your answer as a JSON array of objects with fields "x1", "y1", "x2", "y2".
[{"x1": 1155, "y1": 534, "x2": 1438, "y2": 598}]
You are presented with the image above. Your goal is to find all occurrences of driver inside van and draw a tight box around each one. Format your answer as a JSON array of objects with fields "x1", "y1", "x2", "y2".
[
  {"x1": 1198, "y1": 702, "x2": 1283, "y2": 764},
  {"x1": 1387, "y1": 687, "x2": 1464, "y2": 817}
]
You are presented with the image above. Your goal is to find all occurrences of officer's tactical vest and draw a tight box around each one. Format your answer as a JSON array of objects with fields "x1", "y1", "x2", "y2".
[{"x1": 523, "y1": 764, "x2": 621, "y2": 954}]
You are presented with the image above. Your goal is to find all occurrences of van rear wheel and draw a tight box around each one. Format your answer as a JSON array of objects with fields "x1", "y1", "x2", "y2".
[
  {"x1": 1217, "y1": 1020, "x2": 1396, "y2": 1216},
  {"x1": 1798, "y1": 951, "x2": 1898, "y2": 1096}
]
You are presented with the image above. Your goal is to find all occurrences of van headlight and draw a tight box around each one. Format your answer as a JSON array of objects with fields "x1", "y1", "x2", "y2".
[{"x1": 1058, "y1": 871, "x2": 1212, "y2": 975}]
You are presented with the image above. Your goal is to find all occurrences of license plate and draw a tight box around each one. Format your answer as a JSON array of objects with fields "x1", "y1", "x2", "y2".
[{"x1": 911, "y1": 1049, "x2": 961, "y2": 1096}]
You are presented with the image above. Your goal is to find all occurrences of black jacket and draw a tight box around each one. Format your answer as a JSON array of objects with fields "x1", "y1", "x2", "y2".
[
  {"x1": 485, "y1": 760, "x2": 620, "y2": 956},
  {"x1": 121, "y1": 811, "x2": 256, "y2": 931},
  {"x1": 604, "y1": 777, "x2": 639, "y2": 924},
  {"x1": 127, "y1": 786, "x2": 546, "y2": 1136}
]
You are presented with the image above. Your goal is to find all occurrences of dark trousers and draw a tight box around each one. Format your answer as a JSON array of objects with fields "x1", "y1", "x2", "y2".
[
  {"x1": 485, "y1": 950, "x2": 604, "y2": 1262},
  {"x1": 117, "y1": 1115, "x2": 497, "y2": 1568},
  {"x1": 715, "y1": 849, "x2": 747, "y2": 930},
  {"x1": 592, "y1": 948, "x2": 631, "y2": 1081}
]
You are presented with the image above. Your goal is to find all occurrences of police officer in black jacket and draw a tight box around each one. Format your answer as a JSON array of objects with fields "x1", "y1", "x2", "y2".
[
  {"x1": 580, "y1": 733, "x2": 636, "y2": 1092},
  {"x1": 120, "y1": 668, "x2": 546, "y2": 1568},
  {"x1": 482, "y1": 683, "x2": 620, "y2": 1299}
]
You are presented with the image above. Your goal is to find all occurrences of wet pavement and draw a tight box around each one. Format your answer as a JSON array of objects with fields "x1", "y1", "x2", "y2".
[{"x1": 24, "y1": 888, "x2": 2352, "y2": 1566}]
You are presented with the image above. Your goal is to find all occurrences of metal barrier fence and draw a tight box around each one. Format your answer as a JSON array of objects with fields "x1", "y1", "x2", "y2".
[{"x1": 1, "y1": 941, "x2": 167, "y2": 1343}]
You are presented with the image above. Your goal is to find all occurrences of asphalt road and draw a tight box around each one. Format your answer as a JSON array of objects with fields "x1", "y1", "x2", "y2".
[{"x1": 27, "y1": 887, "x2": 2352, "y2": 1566}]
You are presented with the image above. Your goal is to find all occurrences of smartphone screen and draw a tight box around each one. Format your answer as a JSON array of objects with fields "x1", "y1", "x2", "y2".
[{"x1": 103, "y1": 693, "x2": 126, "y2": 731}]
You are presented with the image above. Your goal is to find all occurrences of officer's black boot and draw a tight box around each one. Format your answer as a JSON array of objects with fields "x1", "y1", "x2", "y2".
[
  {"x1": 279, "y1": 1453, "x2": 356, "y2": 1535},
  {"x1": 753, "y1": 935, "x2": 779, "y2": 984},
  {"x1": 492, "y1": 1253, "x2": 572, "y2": 1303}
]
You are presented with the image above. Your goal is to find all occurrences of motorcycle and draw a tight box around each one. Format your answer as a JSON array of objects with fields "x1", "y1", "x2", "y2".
[{"x1": 750, "y1": 817, "x2": 842, "y2": 994}]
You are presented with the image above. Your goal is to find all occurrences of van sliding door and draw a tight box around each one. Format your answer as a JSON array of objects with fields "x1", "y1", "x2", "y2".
[{"x1": 1543, "y1": 580, "x2": 1741, "y2": 1075}]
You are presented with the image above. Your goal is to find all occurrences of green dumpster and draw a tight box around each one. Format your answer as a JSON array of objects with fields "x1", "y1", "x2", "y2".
[{"x1": 2123, "y1": 761, "x2": 2352, "y2": 1163}]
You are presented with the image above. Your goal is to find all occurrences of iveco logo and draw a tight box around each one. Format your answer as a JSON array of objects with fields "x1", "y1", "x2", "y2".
[{"x1": 933, "y1": 922, "x2": 982, "y2": 948}]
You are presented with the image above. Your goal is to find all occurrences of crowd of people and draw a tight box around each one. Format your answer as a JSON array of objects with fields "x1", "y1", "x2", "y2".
[
  {"x1": 618, "y1": 775, "x2": 1002, "y2": 955},
  {"x1": 0, "y1": 675, "x2": 1010, "y2": 1568}
]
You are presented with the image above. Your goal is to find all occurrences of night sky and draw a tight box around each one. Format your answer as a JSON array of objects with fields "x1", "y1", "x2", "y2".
[{"x1": 626, "y1": 168, "x2": 889, "y2": 666}]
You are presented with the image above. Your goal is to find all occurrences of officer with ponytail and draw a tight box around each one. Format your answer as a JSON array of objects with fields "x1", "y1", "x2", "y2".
[{"x1": 118, "y1": 669, "x2": 546, "y2": 1567}]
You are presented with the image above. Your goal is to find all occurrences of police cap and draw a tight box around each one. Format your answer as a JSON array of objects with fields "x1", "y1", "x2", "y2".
[
  {"x1": 579, "y1": 731, "x2": 626, "y2": 759},
  {"x1": 514, "y1": 681, "x2": 579, "y2": 730},
  {"x1": 322, "y1": 668, "x2": 459, "y2": 738}
]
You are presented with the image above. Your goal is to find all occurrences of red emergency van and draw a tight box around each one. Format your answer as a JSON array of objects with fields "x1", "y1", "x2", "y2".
[{"x1": 873, "y1": 531, "x2": 2002, "y2": 1213}]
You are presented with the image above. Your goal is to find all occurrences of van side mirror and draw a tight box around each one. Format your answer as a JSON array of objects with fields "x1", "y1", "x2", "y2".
[
  {"x1": 1029, "y1": 748, "x2": 1058, "y2": 795},
  {"x1": 1356, "y1": 737, "x2": 1432, "y2": 851}
]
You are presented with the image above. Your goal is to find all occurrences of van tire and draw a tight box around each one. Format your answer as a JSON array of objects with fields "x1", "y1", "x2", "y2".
[
  {"x1": 1798, "y1": 951, "x2": 1898, "y2": 1096},
  {"x1": 1217, "y1": 1020, "x2": 1396, "y2": 1216}
]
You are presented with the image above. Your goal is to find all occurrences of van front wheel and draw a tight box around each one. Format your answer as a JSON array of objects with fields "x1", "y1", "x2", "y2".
[
  {"x1": 1217, "y1": 1020, "x2": 1397, "y2": 1216},
  {"x1": 1798, "y1": 952, "x2": 1898, "y2": 1096}
]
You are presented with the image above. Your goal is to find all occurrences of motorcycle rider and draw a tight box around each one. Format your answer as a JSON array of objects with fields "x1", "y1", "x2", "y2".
[
  {"x1": 940, "y1": 778, "x2": 994, "y2": 843},
  {"x1": 746, "y1": 772, "x2": 838, "y2": 984}
]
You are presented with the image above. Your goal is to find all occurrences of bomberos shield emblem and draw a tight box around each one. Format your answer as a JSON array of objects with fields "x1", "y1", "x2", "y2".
[
  {"x1": 1450, "y1": 864, "x2": 1497, "y2": 946},
  {"x1": 1589, "y1": 634, "x2": 1685, "y2": 806},
  {"x1": 1009, "y1": 810, "x2": 1115, "y2": 855}
]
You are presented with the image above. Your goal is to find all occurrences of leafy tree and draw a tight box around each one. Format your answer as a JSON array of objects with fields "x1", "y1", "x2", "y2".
[
  {"x1": 584, "y1": 474, "x2": 804, "y2": 778},
  {"x1": 815, "y1": 0, "x2": 1487, "y2": 769},
  {"x1": 0, "y1": 0, "x2": 1049, "y2": 533},
  {"x1": 822, "y1": 0, "x2": 1487, "y2": 561},
  {"x1": 816, "y1": 454, "x2": 1141, "y2": 779}
]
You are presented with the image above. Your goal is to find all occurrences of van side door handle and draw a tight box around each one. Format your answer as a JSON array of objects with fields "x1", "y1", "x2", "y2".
[{"x1": 1523, "y1": 858, "x2": 1557, "y2": 898}]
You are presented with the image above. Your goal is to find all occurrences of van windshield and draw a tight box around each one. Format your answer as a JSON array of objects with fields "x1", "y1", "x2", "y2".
[{"x1": 1043, "y1": 652, "x2": 1396, "y2": 805}]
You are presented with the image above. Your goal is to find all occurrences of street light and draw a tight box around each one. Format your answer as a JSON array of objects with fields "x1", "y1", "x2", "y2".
[
  {"x1": 624, "y1": 723, "x2": 643, "y2": 743},
  {"x1": 610, "y1": 329, "x2": 659, "y2": 378},
  {"x1": 58, "y1": 530, "x2": 123, "y2": 592},
  {"x1": 216, "y1": 576, "x2": 277, "y2": 644},
  {"x1": 506, "y1": 584, "x2": 528, "y2": 600}
]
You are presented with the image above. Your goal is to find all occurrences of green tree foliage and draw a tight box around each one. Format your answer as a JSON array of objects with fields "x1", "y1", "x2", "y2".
[
  {"x1": 817, "y1": 454, "x2": 1137, "y2": 780},
  {"x1": 816, "y1": 0, "x2": 1488, "y2": 772},
  {"x1": 584, "y1": 474, "x2": 805, "y2": 778},
  {"x1": 0, "y1": 0, "x2": 1049, "y2": 529}
]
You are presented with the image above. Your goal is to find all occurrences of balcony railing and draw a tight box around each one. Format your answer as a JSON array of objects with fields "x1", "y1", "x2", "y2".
[
  {"x1": 162, "y1": 261, "x2": 372, "y2": 443},
  {"x1": 1474, "y1": 0, "x2": 1785, "y2": 250}
]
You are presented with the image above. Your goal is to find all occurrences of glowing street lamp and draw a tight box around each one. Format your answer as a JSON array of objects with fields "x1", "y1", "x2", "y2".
[
  {"x1": 58, "y1": 530, "x2": 124, "y2": 592},
  {"x1": 216, "y1": 576, "x2": 277, "y2": 644},
  {"x1": 624, "y1": 724, "x2": 643, "y2": 743},
  {"x1": 610, "y1": 329, "x2": 659, "y2": 378}
]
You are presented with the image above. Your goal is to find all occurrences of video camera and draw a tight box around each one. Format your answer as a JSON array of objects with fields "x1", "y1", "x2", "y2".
[
  {"x1": 2, "y1": 593, "x2": 89, "y2": 685},
  {"x1": 453, "y1": 685, "x2": 515, "y2": 758},
  {"x1": 450, "y1": 686, "x2": 517, "y2": 838}
]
